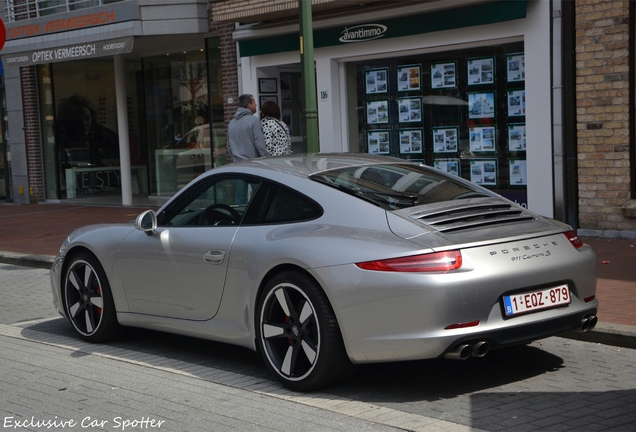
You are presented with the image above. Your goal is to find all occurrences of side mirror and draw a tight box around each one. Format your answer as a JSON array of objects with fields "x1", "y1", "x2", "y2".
[{"x1": 134, "y1": 210, "x2": 157, "y2": 236}]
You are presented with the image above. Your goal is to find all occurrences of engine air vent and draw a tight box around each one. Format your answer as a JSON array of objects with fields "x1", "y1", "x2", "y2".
[{"x1": 411, "y1": 203, "x2": 535, "y2": 232}]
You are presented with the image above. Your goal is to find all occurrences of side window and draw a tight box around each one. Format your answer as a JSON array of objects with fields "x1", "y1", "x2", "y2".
[
  {"x1": 254, "y1": 183, "x2": 323, "y2": 224},
  {"x1": 158, "y1": 176, "x2": 261, "y2": 227}
]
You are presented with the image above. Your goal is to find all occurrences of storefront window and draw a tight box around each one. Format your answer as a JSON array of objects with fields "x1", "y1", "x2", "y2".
[
  {"x1": 38, "y1": 59, "x2": 142, "y2": 200},
  {"x1": 206, "y1": 37, "x2": 226, "y2": 168},
  {"x1": 0, "y1": 78, "x2": 8, "y2": 201},
  {"x1": 36, "y1": 39, "x2": 222, "y2": 201},
  {"x1": 348, "y1": 41, "x2": 527, "y2": 207},
  {"x1": 38, "y1": 64, "x2": 56, "y2": 200},
  {"x1": 143, "y1": 38, "x2": 223, "y2": 196}
]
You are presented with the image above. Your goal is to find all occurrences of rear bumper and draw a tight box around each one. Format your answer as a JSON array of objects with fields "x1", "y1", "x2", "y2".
[{"x1": 441, "y1": 305, "x2": 598, "y2": 355}]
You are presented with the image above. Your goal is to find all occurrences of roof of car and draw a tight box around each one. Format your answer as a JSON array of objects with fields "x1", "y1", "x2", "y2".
[{"x1": 218, "y1": 153, "x2": 414, "y2": 178}]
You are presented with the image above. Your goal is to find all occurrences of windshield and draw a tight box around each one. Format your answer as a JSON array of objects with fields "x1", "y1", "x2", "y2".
[{"x1": 309, "y1": 163, "x2": 496, "y2": 210}]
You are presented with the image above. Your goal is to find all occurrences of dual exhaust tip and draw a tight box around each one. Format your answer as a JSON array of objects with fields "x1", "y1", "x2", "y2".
[
  {"x1": 444, "y1": 340, "x2": 489, "y2": 360},
  {"x1": 445, "y1": 314, "x2": 598, "y2": 360},
  {"x1": 577, "y1": 314, "x2": 598, "y2": 333}
]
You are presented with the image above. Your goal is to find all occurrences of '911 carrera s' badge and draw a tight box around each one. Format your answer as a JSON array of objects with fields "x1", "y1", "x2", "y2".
[{"x1": 510, "y1": 250, "x2": 551, "y2": 261}]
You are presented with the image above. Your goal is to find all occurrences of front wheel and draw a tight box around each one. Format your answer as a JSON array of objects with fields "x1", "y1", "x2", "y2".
[
  {"x1": 63, "y1": 252, "x2": 121, "y2": 342},
  {"x1": 256, "y1": 271, "x2": 353, "y2": 391}
]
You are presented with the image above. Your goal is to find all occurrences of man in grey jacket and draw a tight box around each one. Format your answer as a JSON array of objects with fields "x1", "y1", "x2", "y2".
[{"x1": 227, "y1": 94, "x2": 269, "y2": 162}]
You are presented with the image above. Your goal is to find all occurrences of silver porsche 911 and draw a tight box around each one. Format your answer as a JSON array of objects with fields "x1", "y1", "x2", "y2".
[{"x1": 50, "y1": 154, "x2": 598, "y2": 391}]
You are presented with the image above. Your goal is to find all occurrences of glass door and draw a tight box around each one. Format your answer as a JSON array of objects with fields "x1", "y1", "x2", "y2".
[
  {"x1": 280, "y1": 71, "x2": 304, "y2": 154},
  {"x1": 143, "y1": 38, "x2": 223, "y2": 197}
]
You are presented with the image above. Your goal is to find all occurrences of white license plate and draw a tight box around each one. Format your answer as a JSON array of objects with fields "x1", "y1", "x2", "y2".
[{"x1": 503, "y1": 284, "x2": 571, "y2": 317}]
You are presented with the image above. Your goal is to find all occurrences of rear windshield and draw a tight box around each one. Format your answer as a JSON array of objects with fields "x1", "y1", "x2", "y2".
[{"x1": 309, "y1": 163, "x2": 496, "y2": 210}]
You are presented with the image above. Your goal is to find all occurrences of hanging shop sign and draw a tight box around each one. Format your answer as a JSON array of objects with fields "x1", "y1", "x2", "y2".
[{"x1": 2, "y1": 36, "x2": 134, "y2": 67}]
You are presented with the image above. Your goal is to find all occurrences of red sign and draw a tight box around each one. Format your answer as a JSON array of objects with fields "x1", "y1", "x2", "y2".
[
  {"x1": 0, "y1": 18, "x2": 6, "y2": 51},
  {"x1": 7, "y1": 12, "x2": 115, "y2": 40}
]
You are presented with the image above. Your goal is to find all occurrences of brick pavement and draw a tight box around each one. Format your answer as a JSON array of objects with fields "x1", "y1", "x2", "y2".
[
  {"x1": 582, "y1": 237, "x2": 636, "y2": 327},
  {"x1": 0, "y1": 327, "x2": 412, "y2": 432},
  {"x1": 1, "y1": 202, "x2": 635, "y2": 347},
  {"x1": 0, "y1": 203, "x2": 148, "y2": 257}
]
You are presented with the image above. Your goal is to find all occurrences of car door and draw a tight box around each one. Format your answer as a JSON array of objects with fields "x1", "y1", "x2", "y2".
[{"x1": 119, "y1": 175, "x2": 261, "y2": 320}]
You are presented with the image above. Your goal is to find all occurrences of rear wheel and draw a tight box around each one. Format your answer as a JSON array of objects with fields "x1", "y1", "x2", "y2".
[
  {"x1": 256, "y1": 271, "x2": 352, "y2": 391},
  {"x1": 63, "y1": 252, "x2": 121, "y2": 342}
]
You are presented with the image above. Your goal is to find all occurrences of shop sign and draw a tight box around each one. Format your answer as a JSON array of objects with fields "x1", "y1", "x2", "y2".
[
  {"x1": 238, "y1": 1, "x2": 527, "y2": 57},
  {"x1": 76, "y1": 169, "x2": 122, "y2": 194},
  {"x1": 339, "y1": 24, "x2": 387, "y2": 43},
  {"x1": 5, "y1": 2, "x2": 139, "y2": 41},
  {"x1": 7, "y1": 11, "x2": 116, "y2": 40},
  {"x1": 2, "y1": 36, "x2": 133, "y2": 67}
]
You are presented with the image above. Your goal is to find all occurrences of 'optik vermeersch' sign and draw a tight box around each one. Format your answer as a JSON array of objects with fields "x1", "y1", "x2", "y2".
[{"x1": 2, "y1": 36, "x2": 133, "y2": 67}]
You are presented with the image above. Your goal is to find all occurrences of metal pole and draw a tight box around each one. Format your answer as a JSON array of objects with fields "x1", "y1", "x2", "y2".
[{"x1": 298, "y1": 0, "x2": 319, "y2": 153}]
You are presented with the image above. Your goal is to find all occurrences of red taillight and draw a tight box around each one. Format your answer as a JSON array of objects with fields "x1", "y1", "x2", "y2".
[
  {"x1": 355, "y1": 250, "x2": 462, "y2": 273},
  {"x1": 564, "y1": 230, "x2": 584, "y2": 249},
  {"x1": 584, "y1": 295, "x2": 596, "y2": 303}
]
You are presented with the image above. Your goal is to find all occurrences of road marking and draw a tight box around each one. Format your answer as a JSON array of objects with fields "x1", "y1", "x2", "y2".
[{"x1": 0, "y1": 322, "x2": 482, "y2": 432}]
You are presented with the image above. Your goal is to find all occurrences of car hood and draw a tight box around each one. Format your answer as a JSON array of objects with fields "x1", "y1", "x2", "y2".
[{"x1": 386, "y1": 197, "x2": 570, "y2": 250}]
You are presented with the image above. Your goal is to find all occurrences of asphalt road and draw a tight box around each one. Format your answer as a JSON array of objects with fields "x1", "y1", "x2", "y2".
[{"x1": 1, "y1": 264, "x2": 635, "y2": 432}]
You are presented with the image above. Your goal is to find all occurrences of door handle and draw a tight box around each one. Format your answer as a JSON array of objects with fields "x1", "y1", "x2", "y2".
[{"x1": 203, "y1": 250, "x2": 225, "y2": 264}]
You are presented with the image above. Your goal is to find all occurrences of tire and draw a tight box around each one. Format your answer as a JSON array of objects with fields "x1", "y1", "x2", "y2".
[
  {"x1": 62, "y1": 252, "x2": 121, "y2": 343},
  {"x1": 256, "y1": 271, "x2": 353, "y2": 391}
]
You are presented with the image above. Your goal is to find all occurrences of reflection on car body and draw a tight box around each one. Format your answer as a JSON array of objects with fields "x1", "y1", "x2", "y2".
[
  {"x1": 50, "y1": 153, "x2": 598, "y2": 391},
  {"x1": 174, "y1": 124, "x2": 210, "y2": 149}
]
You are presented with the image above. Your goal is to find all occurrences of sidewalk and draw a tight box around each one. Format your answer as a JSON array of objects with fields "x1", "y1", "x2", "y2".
[{"x1": 1, "y1": 202, "x2": 635, "y2": 349}]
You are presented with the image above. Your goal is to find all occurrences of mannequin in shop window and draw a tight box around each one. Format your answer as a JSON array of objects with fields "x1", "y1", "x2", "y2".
[{"x1": 56, "y1": 94, "x2": 120, "y2": 170}]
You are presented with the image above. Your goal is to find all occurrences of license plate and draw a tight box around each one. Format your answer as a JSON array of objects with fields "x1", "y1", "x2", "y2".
[{"x1": 503, "y1": 284, "x2": 571, "y2": 317}]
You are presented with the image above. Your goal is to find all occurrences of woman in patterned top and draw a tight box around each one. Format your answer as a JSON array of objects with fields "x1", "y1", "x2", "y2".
[{"x1": 260, "y1": 101, "x2": 292, "y2": 156}]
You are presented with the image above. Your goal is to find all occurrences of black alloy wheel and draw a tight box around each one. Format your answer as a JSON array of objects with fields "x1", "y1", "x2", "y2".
[
  {"x1": 63, "y1": 252, "x2": 121, "y2": 342},
  {"x1": 256, "y1": 271, "x2": 352, "y2": 391}
]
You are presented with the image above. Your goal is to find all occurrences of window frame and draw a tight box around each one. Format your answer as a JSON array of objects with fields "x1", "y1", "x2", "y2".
[
  {"x1": 241, "y1": 180, "x2": 324, "y2": 226},
  {"x1": 156, "y1": 174, "x2": 262, "y2": 227}
]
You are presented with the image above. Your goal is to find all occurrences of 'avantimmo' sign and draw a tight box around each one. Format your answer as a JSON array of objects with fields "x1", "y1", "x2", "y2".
[{"x1": 339, "y1": 24, "x2": 387, "y2": 43}]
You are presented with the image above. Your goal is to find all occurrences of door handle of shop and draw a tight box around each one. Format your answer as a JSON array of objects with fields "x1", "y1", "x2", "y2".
[{"x1": 203, "y1": 250, "x2": 225, "y2": 264}]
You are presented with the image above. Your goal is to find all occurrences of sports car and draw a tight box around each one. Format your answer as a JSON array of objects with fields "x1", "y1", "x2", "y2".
[{"x1": 50, "y1": 153, "x2": 598, "y2": 391}]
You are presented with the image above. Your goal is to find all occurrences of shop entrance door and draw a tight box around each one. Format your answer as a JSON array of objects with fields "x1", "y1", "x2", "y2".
[{"x1": 279, "y1": 71, "x2": 304, "y2": 154}]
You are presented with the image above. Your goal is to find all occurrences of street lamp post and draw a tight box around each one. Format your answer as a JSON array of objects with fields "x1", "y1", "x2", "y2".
[{"x1": 298, "y1": 0, "x2": 319, "y2": 153}]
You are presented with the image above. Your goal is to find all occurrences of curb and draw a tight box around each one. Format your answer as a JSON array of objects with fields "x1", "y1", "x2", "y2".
[
  {"x1": 561, "y1": 322, "x2": 636, "y2": 350},
  {"x1": 2, "y1": 251, "x2": 635, "y2": 351},
  {"x1": 0, "y1": 251, "x2": 55, "y2": 270}
]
